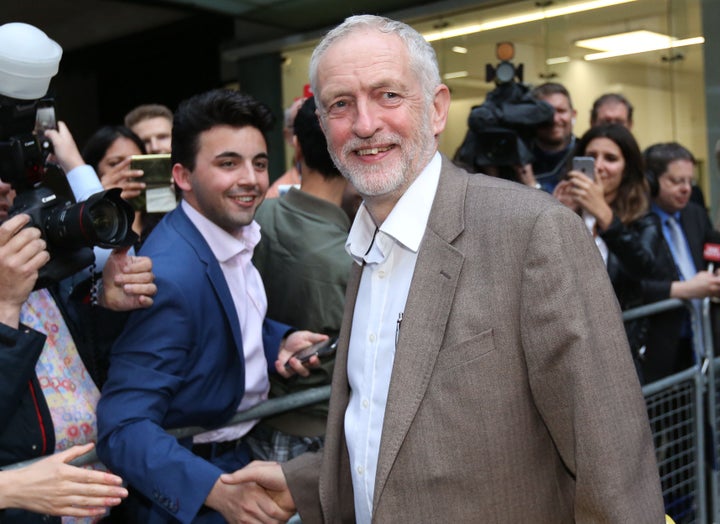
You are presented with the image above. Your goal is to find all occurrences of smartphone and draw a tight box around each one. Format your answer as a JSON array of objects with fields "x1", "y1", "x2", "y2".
[
  {"x1": 284, "y1": 337, "x2": 338, "y2": 370},
  {"x1": 130, "y1": 154, "x2": 172, "y2": 186},
  {"x1": 572, "y1": 156, "x2": 595, "y2": 180},
  {"x1": 129, "y1": 154, "x2": 176, "y2": 212}
]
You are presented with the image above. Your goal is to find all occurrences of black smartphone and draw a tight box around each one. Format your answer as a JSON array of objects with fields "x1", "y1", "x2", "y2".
[
  {"x1": 572, "y1": 156, "x2": 595, "y2": 180},
  {"x1": 284, "y1": 337, "x2": 338, "y2": 370}
]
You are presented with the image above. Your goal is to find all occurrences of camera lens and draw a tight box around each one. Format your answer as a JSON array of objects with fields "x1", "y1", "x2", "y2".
[
  {"x1": 88, "y1": 198, "x2": 122, "y2": 242},
  {"x1": 43, "y1": 188, "x2": 137, "y2": 249}
]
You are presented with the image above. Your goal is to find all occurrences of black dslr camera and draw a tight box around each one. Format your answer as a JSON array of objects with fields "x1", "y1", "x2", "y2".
[
  {"x1": 455, "y1": 43, "x2": 554, "y2": 180},
  {"x1": 0, "y1": 95, "x2": 137, "y2": 289}
]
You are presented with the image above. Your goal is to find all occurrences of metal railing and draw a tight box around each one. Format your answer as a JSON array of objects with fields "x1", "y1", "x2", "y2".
[
  {"x1": 5, "y1": 386, "x2": 332, "y2": 471},
  {"x1": 6, "y1": 298, "x2": 720, "y2": 523},
  {"x1": 626, "y1": 298, "x2": 711, "y2": 524}
]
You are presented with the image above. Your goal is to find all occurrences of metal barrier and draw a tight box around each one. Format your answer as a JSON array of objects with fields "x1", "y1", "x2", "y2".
[
  {"x1": 4, "y1": 385, "x2": 332, "y2": 471},
  {"x1": 628, "y1": 298, "x2": 710, "y2": 524},
  {"x1": 5, "y1": 299, "x2": 719, "y2": 523}
]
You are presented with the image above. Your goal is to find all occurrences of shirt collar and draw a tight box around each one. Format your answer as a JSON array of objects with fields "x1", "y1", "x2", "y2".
[
  {"x1": 181, "y1": 199, "x2": 261, "y2": 263},
  {"x1": 346, "y1": 152, "x2": 442, "y2": 264},
  {"x1": 651, "y1": 202, "x2": 681, "y2": 223}
]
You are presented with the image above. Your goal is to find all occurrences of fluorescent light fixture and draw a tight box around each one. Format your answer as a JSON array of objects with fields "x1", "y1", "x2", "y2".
[
  {"x1": 423, "y1": 0, "x2": 636, "y2": 42},
  {"x1": 577, "y1": 30, "x2": 705, "y2": 60},
  {"x1": 546, "y1": 56, "x2": 571, "y2": 65},
  {"x1": 443, "y1": 70, "x2": 469, "y2": 79},
  {"x1": 452, "y1": 46, "x2": 468, "y2": 54}
]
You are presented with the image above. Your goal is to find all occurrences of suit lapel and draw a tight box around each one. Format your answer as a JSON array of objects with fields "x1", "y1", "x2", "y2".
[
  {"x1": 320, "y1": 261, "x2": 362, "y2": 518},
  {"x1": 373, "y1": 159, "x2": 467, "y2": 508},
  {"x1": 171, "y1": 207, "x2": 245, "y2": 356}
]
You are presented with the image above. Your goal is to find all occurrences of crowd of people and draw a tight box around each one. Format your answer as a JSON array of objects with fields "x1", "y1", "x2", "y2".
[{"x1": 2, "y1": 11, "x2": 718, "y2": 524}]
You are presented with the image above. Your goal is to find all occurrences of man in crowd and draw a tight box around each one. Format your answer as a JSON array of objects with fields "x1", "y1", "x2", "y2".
[
  {"x1": 530, "y1": 81, "x2": 577, "y2": 192},
  {"x1": 590, "y1": 92, "x2": 634, "y2": 129},
  {"x1": 124, "y1": 103, "x2": 173, "y2": 154},
  {"x1": 97, "y1": 89, "x2": 326, "y2": 523},
  {"x1": 223, "y1": 14, "x2": 664, "y2": 523},
  {"x1": 640, "y1": 142, "x2": 720, "y2": 382},
  {"x1": 251, "y1": 95, "x2": 352, "y2": 462}
]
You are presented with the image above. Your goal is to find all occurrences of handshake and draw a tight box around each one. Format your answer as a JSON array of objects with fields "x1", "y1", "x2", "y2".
[{"x1": 206, "y1": 461, "x2": 296, "y2": 523}]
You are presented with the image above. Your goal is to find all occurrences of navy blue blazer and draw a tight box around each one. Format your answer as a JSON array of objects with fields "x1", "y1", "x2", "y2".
[{"x1": 96, "y1": 205, "x2": 290, "y2": 523}]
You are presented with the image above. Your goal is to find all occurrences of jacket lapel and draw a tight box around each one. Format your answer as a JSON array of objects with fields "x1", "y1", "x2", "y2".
[
  {"x1": 171, "y1": 206, "x2": 245, "y2": 356},
  {"x1": 320, "y1": 261, "x2": 362, "y2": 519},
  {"x1": 373, "y1": 158, "x2": 467, "y2": 508}
]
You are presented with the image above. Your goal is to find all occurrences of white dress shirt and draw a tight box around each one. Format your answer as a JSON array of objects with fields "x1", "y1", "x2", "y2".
[
  {"x1": 583, "y1": 211, "x2": 609, "y2": 265},
  {"x1": 344, "y1": 152, "x2": 441, "y2": 523},
  {"x1": 181, "y1": 200, "x2": 270, "y2": 443}
]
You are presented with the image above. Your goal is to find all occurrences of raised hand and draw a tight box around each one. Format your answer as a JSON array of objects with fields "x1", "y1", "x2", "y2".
[
  {"x1": 99, "y1": 246, "x2": 157, "y2": 310},
  {"x1": 100, "y1": 157, "x2": 145, "y2": 200},
  {"x1": 0, "y1": 214, "x2": 49, "y2": 327},
  {"x1": 44, "y1": 121, "x2": 86, "y2": 174}
]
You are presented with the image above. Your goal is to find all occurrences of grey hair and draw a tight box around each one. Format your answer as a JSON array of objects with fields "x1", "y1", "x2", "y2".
[{"x1": 309, "y1": 15, "x2": 441, "y2": 109}]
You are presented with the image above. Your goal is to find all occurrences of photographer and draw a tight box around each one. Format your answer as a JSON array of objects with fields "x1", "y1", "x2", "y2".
[
  {"x1": 0, "y1": 22, "x2": 157, "y2": 523},
  {"x1": 454, "y1": 47, "x2": 553, "y2": 187}
]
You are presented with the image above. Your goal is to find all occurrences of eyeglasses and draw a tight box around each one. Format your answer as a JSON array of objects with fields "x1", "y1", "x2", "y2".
[{"x1": 664, "y1": 176, "x2": 694, "y2": 188}]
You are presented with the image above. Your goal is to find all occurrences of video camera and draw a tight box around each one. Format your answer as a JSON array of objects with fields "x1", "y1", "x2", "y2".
[
  {"x1": 455, "y1": 42, "x2": 554, "y2": 180},
  {"x1": 0, "y1": 95, "x2": 137, "y2": 289}
]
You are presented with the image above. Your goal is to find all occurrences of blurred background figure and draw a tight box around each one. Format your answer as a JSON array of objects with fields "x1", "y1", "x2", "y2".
[
  {"x1": 265, "y1": 97, "x2": 306, "y2": 199},
  {"x1": 530, "y1": 82, "x2": 577, "y2": 192},
  {"x1": 124, "y1": 103, "x2": 173, "y2": 155},
  {"x1": 590, "y1": 92, "x2": 634, "y2": 130}
]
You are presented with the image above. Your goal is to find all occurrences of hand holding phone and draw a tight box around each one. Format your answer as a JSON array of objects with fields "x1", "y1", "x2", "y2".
[
  {"x1": 284, "y1": 337, "x2": 338, "y2": 370},
  {"x1": 572, "y1": 156, "x2": 595, "y2": 180}
]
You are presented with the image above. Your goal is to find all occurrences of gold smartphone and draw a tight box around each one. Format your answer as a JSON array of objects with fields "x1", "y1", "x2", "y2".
[{"x1": 129, "y1": 154, "x2": 176, "y2": 213}]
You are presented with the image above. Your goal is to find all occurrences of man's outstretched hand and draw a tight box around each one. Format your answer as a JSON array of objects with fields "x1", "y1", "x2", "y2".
[{"x1": 205, "y1": 461, "x2": 295, "y2": 524}]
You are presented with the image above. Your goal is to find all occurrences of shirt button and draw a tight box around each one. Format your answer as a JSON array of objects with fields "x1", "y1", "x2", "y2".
[
  {"x1": 362, "y1": 399, "x2": 369, "y2": 409},
  {"x1": 357, "y1": 465, "x2": 364, "y2": 475},
  {"x1": 377, "y1": 270, "x2": 386, "y2": 279},
  {"x1": 369, "y1": 333, "x2": 376, "y2": 343}
]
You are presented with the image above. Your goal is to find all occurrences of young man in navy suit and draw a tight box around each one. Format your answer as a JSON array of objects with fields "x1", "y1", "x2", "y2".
[{"x1": 97, "y1": 89, "x2": 325, "y2": 524}]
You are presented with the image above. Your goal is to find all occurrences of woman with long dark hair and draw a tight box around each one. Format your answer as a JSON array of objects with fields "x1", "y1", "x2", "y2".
[{"x1": 554, "y1": 124, "x2": 659, "y2": 379}]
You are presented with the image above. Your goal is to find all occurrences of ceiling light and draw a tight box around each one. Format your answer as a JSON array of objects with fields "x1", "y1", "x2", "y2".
[
  {"x1": 452, "y1": 46, "x2": 468, "y2": 54},
  {"x1": 577, "y1": 30, "x2": 705, "y2": 60},
  {"x1": 546, "y1": 56, "x2": 571, "y2": 65},
  {"x1": 443, "y1": 71, "x2": 469, "y2": 79},
  {"x1": 423, "y1": 0, "x2": 636, "y2": 42}
]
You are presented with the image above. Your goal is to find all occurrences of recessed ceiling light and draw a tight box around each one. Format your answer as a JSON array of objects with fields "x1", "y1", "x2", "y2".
[{"x1": 423, "y1": 0, "x2": 636, "y2": 42}]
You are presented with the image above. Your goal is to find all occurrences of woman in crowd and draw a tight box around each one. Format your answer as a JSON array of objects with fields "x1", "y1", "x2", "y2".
[
  {"x1": 553, "y1": 124, "x2": 660, "y2": 379},
  {"x1": 81, "y1": 126, "x2": 146, "y2": 203}
]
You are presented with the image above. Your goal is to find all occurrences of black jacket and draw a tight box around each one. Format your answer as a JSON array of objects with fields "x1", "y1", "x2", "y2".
[
  {"x1": 638, "y1": 203, "x2": 720, "y2": 382},
  {"x1": 600, "y1": 213, "x2": 663, "y2": 361}
]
